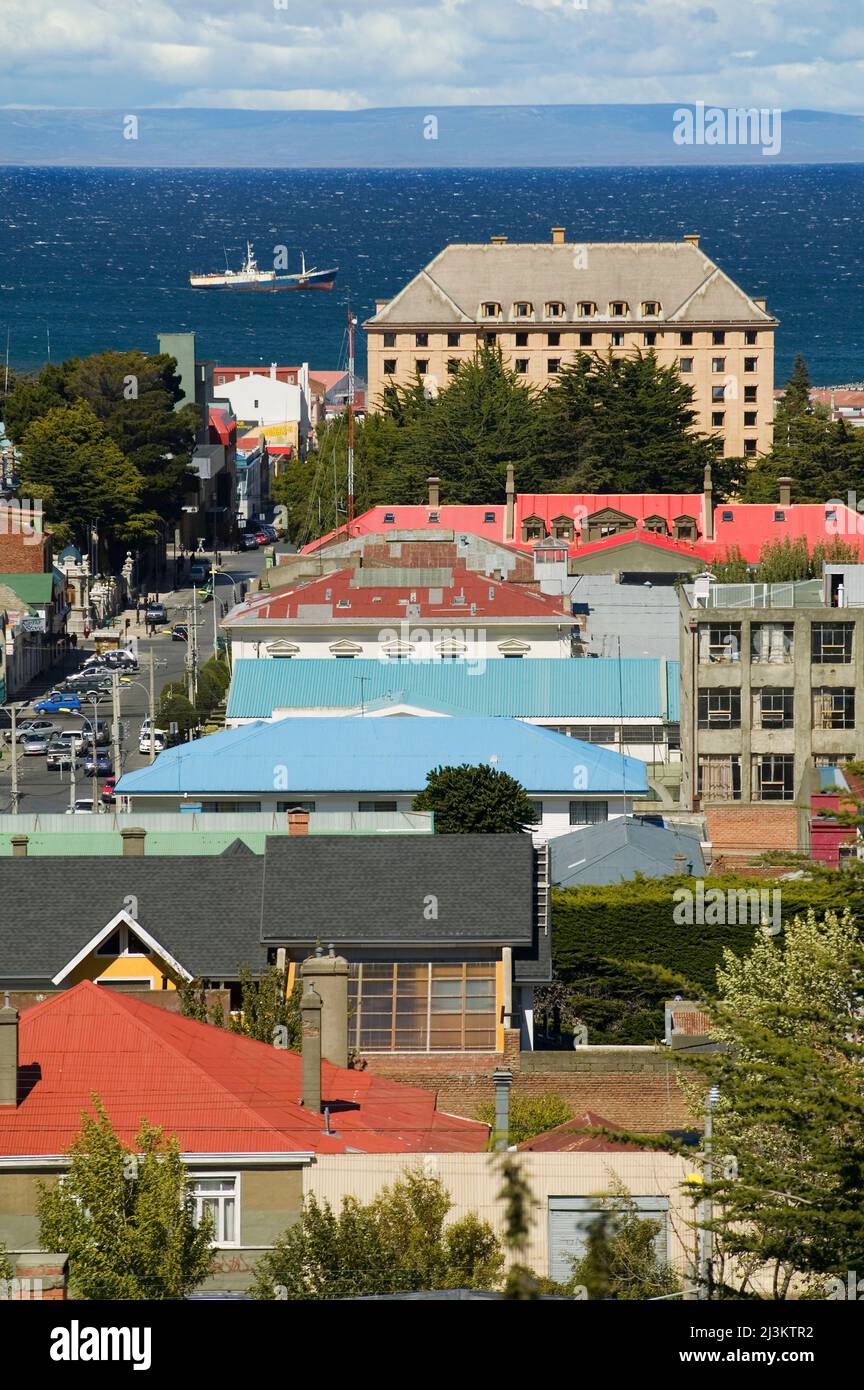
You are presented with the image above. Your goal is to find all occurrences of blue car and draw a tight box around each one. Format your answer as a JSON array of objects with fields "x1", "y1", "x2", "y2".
[{"x1": 33, "y1": 691, "x2": 82, "y2": 715}]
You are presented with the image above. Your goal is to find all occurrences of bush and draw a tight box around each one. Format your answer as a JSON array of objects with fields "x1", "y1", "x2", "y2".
[{"x1": 475, "y1": 1092, "x2": 571, "y2": 1145}]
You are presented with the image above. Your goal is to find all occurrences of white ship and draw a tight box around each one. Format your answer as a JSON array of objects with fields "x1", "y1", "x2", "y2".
[{"x1": 189, "y1": 242, "x2": 337, "y2": 292}]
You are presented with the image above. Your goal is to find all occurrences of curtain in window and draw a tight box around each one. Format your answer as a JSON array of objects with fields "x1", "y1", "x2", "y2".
[{"x1": 701, "y1": 757, "x2": 733, "y2": 800}]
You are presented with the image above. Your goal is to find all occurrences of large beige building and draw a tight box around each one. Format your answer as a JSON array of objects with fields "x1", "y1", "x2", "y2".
[{"x1": 365, "y1": 229, "x2": 776, "y2": 459}]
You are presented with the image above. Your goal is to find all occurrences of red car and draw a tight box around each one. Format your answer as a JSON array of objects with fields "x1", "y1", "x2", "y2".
[{"x1": 101, "y1": 776, "x2": 117, "y2": 806}]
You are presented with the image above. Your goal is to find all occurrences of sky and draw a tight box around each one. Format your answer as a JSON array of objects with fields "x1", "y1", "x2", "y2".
[{"x1": 0, "y1": 0, "x2": 862, "y2": 114}]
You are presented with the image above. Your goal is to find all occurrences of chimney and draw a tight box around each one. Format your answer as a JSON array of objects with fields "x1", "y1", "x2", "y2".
[
  {"x1": 120, "y1": 827, "x2": 146, "y2": 857},
  {"x1": 551, "y1": 226, "x2": 565, "y2": 245},
  {"x1": 505, "y1": 463, "x2": 516, "y2": 542},
  {"x1": 10, "y1": 835, "x2": 28, "y2": 858},
  {"x1": 374, "y1": 299, "x2": 389, "y2": 314},
  {"x1": 287, "y1": 809, "x2": 310, "y2": 836},
  {"x1": 300, "y1": 982, "x2": 323, "y2": 1113},
  {"x1": 0, "y1": 993, "x2": 19, "y2": 1108},
  {"x1": 753, "y1": 297, "x2": 767, "y2": 311},
  {"x1": 683, "y1": 233, "x2": 701, "y2": 247},
  {"x1": 778, "y1": 477, "x2": 792, "y2": 507},
  {"x1": 672, "y1": 853, "x2": 689, "y2": 875},
  {"x1": 301, "y1": 949, "x2": 349, "y2": 1069},
  {"x1": 492, "y1": 1066, "x2": 513, "y2": 1151},
  {"x1": 269, "y1": 362, "x2": 277, "y2": 380},
  {"x1": 490, "y1": 234, "x2": 508, "y2": 245},
  {"x1": 427, "y1": 476, "x2": 440, "y2": 509},
  {"x1": 703, "y1": 462, "x2": 714, "y2": 541}
]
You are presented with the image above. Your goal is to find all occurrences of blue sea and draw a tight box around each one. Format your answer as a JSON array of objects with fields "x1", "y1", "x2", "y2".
[{"x1": 1, "y1": 165, "x2": 863, "y2": 383}]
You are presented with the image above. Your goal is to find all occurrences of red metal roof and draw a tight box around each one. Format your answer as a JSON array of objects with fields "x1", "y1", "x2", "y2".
[
  {"x1": 0, "y1": 983, "x2": 488, "y2": 1156},
  {"x1": 517, "y1": 492, "x2": 705, "y2": 530},
  {"x1": 229, "y1": 563, "x2": 569, "y2": 623},
  {"x1": 708, "y1": 502, "x2": 864, "y2": 562},
  {"x1": 518, "y1": 1110, "x2": 639, "y2": 1153}
]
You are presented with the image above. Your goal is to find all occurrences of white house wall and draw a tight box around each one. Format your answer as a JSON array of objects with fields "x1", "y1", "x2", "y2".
[{"x1": 228, "y1": 624, "x2": 573, "y2": 663}]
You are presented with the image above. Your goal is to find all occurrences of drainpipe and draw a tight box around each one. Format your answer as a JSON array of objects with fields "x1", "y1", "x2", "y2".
[{"x1": 493, "y1": 1066, "x2": 513, "y2": 1151}]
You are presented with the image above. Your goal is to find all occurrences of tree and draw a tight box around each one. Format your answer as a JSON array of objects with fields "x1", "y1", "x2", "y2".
[
  {"x1": 0, "y1": 1242, "x2": 12, "y2": 1283},
  {"x1": 708, "y1": 545, "x2": 751, "y2": 583},
  {"x1": 158, "y1": 680, "x2": 197, "y2": 738},
  {"x1": 497, "y1": 1156, "x2": 541, "y2": 1300},
  {"x1": 17, "y1": 402, "x2": 146, "y2": 551},
  {"x1": 413, "y1": 763, "x2": 535, "y2": 833},
  {"x1": 688, "y1": 908, "x2": 864, "y2": 1297},
  {"x1": 566, "y1": 1180, "x2": 681, "y2": 1299},
  {"x1": 476, "y1": 1092, "x2": 570, "y2": 1146},
  {"x1": 36, "y1": 1098, "x2": 213, "y2": 1300},
  {"x1": 251, "y1": 1169, "x2": 503, "y2": 1299},
  {"x1": 228, "y1": 965, "x2": 302, "y2": 1050}
]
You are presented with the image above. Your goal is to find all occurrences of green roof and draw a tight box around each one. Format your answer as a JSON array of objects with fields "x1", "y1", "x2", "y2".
[{"x1": 0, "y1": 572, "x2": 54, "y2": 606}]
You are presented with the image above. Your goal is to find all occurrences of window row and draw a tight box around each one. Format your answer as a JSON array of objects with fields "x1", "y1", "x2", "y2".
[
  {"x1": 381, "y1": 328, "x2": 761, "y2": 347},
  {"x1": 698, "y1": 754, "x2": 798, "y2": 802},
  {"x1": 698, "y1": 622, "x2": 855, "y2": 665},
  {"x1": 698, "y1": 686, "x2": 856, "y2": 730}
]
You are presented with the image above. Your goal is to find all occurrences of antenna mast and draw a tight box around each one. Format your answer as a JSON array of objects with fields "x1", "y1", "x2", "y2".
[{"x1": 347, "y1": 307, "x2": 356, "y2": 530}]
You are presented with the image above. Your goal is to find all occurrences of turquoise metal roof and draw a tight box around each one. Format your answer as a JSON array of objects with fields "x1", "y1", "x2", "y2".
[
  {"x1": 116, "y1": 716, "x2": 647, "y2": 798},
  {"x1": 227, "y1": 657, "x2": 681, "y2": 722}
]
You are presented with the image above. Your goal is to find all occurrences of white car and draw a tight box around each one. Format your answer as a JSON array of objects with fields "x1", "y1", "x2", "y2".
[
  {"x1": 66, "y1": 798, "x2": 95, "y2": 814},
  {"x1": 138, "y1": 732, "x2": 166, "y2": 754}
]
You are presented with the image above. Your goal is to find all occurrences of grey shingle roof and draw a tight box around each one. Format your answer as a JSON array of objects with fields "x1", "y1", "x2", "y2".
[{"x1": 0, "y1": 835, "x2": 542, "y2": 986}]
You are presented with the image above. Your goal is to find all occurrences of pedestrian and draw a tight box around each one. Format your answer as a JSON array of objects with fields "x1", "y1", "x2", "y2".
[{"x1": 135, "y1": 600, "x2": 140, "y2": 620}]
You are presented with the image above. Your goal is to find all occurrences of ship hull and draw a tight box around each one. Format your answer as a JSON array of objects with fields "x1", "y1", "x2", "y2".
[{"x1": 190, "y1": 269, "x2": 338, "y2": 292}]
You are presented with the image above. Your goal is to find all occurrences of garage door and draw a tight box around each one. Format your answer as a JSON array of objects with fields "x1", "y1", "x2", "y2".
[{"x1": 548, "y1": 1195, "x2": 670, "y2": 1284}]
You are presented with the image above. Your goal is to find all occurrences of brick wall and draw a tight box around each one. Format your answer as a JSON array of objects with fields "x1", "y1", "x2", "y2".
[
  {"x1": 361, "y1": 1032, "x2": 695, "y2": 1131},
  {"x1": 705, "y1": 803, "x2": 801, "y2": 855},
  {"x1": 12, "y1": 1254, "x2": 67, "y2": 1300},
  {"x1": 0, "y1": 529, "x2": 50, "y2": 573}
]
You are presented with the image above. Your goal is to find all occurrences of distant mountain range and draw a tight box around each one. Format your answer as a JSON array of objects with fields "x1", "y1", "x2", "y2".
[{"x1": 0, "y1": 104, "x2": 862, "y2": 167}]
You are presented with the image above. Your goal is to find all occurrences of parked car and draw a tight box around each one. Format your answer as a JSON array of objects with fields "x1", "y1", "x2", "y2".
[
  {"x1": 34, "y1": 692, "x2": 82, "y2": 715},
  {"x1": 138, "y1": 731, "x2": 166, "y2": 755},
  {"x1": 101, "y1": 776, "x2": 117, "y2": 805},
  {"x1": 258, "y1": 524, "x2": 280, "y2": 542},
  {"x1": 52, "y1": 729, "x2": 85, "y2": 752},
  {"x1": 189, "y1": 561, "x2": 211, "y2": 582},
  {"x1": 83, "y1": 751, "x2": 113, "y2": 777},
  {"x1": 145, "y1": 603, "x2": 168, "y2": 626},
  {"x1": 238, "y1": 533, "x2": 260, "y2": 551},
  {"x1": 4, "y1": 718, "x2": 59, "y2": 744},
  {"x1": 81, "y1": 719, "x2": 110, "y2": 747},
  {"x1": 46, "y1": 741, "x2": 80, "y2": 771},
  {"x1": 171, "y1": 623, "x2": 189, "y2": 642},
  {"x1": 21, "y1": 732, "x2": 52, "y2": 755},
  {"x1": 66, "y1": 798, "x2": 95, "y2": 814}
]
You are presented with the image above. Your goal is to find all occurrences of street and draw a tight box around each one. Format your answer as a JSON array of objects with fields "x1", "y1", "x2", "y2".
[{"x1": 0, "y1": 543, "x2": 283, "y2": 814}]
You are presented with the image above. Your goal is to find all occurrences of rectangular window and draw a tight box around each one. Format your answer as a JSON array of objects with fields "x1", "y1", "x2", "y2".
[
  {"x1": 712, "y1": 356, "x2": 726, "y2": 373},
  {"x1": 415, "y1": 359, "x2": 429, "y2": 375},
  {"x1": 515, "y1": 331, "x2": 529, "y2": 347},
  {"x1": 812, "y1": 622, "x2": 853, "y2": 663},
  {"x1": 644, "y1": 332, "x2": 657, "y2": 346},
  {"x1": 698, "y1": 755, "x2": 741, "y2": 801},
  {"x1": 578, "y1": 302, "x2": 596, "y2": 318},
  {"x1": 711, "y1": 412, "x2": 725, "y2": 427},
  {"x1": 547, "y1": 332, "x2": 560, "y2": 347},
  {"x1": 751, "y1": 622, "x2": 793, "y2": 663},
  {"x1": 383, "y1": 359, "x2": 397, "y2": 375},
  {"x1": 579, "y1": 332, "x2": 593, "y2": 347},
  {"x1": 415, "y1": 332, "x2": 429, "y2": 348},
  {"x1": 484, "y1": 332, "x2": 497, "y2": 344},
  {"x1": 383, "y1": 332, "x2": 396, "y2": 348},
  {"x1": 611, "y1": 332, "x2": 625, "y2": 347},
  {"x1": 744, "y1": 385, "x2": 758, "y2": 403},
  {"x1": 447, "y1": 358, "x2": 459, "y2": 374},
  {"x1": 348, "y1": 962, "x2": 497, "y2": 1053},
  {"x1": 753, "y1": 754, "x2": 794, "y2": 801},
  {"x1": 745, "y1": 330, "x2": 758, "y2": 345},
  {"x1": 744, "y1": 439, "x2": 757, "y2": 455},
  {"x1": 679, "y1": 331, "x2": 693, "y2": 346},
  {"x1": 712, "y1": 331, "x2": 726, "y2": 345},
  {"x1": 547, "y1": 358, "x2": 561, "y2": 374},
  {"x1": 698, "y1": 622, "x2": 741, "y2": 663},
  {"x1": 744, "y1": 356, "x2": 758, "y2": 372},
  {"x1": 813, "y1": 687, "x2": 855, "y2": 729},
  {"x1": 276, "y1": 800, "x2": 316, "y2": 812},
  {"x1": 201, "y1": 801, "x2": 261, "y2": 813},
  {"x1": 514, "y1": 301, "x2": 532, "y2": 318},
  {"x1": 610, "y1": 301, "x2": 627, "y2": 317},
  {"x1": 679, "y1": 357, "x2": 693, "y2": 373},
  {"x1": 752, "y1": 687, "x2": 794, "y2": 729},
  {"x1": 697, "y1": 687, "x2": 741, "y2": 728},
  {"x1": 527, "y1": 800, "x2": 543, "y2": 823},
  {"x1": 744, "y1": 411, "x2": 758, "y2": 427},
  {"x1": 447, "y1": 332, "x2": 460, "y2": 347},
  {"x1": 712, "y1": 385, "x2": 726, "y2": 402},
  {"x1": 358, "y1": 800, "x2": 398, "y2": 812},
  {"x1": 515, "y1": 359, "x2": 529, "y2": 374},
  {"x1": 191, "y1": 1176, "x2": 238, "y2": 1246},
  {"x1": 569, "y1": 800, "x2": 609, "y2": 825}
]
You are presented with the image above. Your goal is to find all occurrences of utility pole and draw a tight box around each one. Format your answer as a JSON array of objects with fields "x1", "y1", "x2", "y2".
[
  {"x1": 346, "y1": 307, "x2": 356, "y2": 531},
  {"x1": 187, "y1": 586, "x2": 199, "y2": 706},
  {"x1": 149, "y1": 648, "x2": 156, "y2": 765},
  {"x1": 10, "y1": 704, "x2": 18, "y2": 815},
  {"x1": 89, "y1": 698, "x2": 100, "y2": 813}
]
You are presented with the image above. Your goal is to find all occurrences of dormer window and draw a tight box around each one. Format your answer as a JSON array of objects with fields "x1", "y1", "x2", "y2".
[
  {"x1": 513, "y1": 301, "x2": 533, "y2": 318},
  {"x1": 577, "y1": 301, "x2": 596, "y2": 318},
  {"x1": 383, "y1": 512, "x2": 395, "y2": 523},
  {"x1": 610, "y1": 301, "x2": 628, "y2": 317},
  {"x1": 481, "y1": 301, "x2": 501, "y2": 319},
  {"x1": 522, "y1": 515, "x2": 546, "y2": 542},
  {"x1": 642, "y1": 301, "x2": 661, "y2": 318},
  {"x1": 544, "y1": 301, "x2": 565, "y2": 319},
  {"x1": 551, "y1": 515, "x2": 574, "y2": 540},
  {"x1": 644, "y1": 516, "x2": 668, "y2": 535},
  {"x1": 674, "y1": 516, "x2": 698, "y2": 541}
]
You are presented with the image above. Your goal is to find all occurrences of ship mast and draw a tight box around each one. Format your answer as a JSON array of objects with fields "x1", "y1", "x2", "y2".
[{"x1": 347, "y1": 307, "x2": 356, "y2": 530}]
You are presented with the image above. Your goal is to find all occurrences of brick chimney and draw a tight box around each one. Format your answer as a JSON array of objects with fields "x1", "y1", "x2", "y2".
[
  {"x1": 778, "y1": 477, "x2": 792, "y2": 506},
  {"x1": 301, "y1": 948, "x2": 349, "y2": 1069},
  {"x1": 683, "y1": 233, "x2": 701, "y2": 247},
  {"x1": 505, "y1": 463, "x2": 516, "y2": 541},
  {"x1": 120, "y1": 827, "x2": 146, "y2": 857},
  {"x1": 551, "y1": 226, "x2": 565, "y2": 244},
  {"x1": 300, "y1": 982, "x2": 323, "y2": 1113},
  {"x1": 703, "y1": 462, "x2": 714, "y2": 541},
  {"x1": 0, "y1": 993, "x2": 19, "y2": 1107},
  {"x1": 427, "y1": 476, "x2": 440, "y2": 509},
  {"x1": 287, "y1": 809, "x2": 310, "y2": 835},
  {"x1": 10, "y1": 835, "x2": 28, "y2": 858}
]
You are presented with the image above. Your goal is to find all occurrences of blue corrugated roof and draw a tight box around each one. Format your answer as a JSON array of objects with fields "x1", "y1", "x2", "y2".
[
  {"x1": 116, "y1": 716, "x2": 647, "y2": 797},
  {"x1": 227, "y1": 658, "x2": 681, "y2": 722}
]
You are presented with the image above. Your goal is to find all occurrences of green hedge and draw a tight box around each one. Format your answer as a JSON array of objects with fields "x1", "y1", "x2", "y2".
[{"x1": 550, "y1": 873, "x2": 862, "y2": 1044}]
